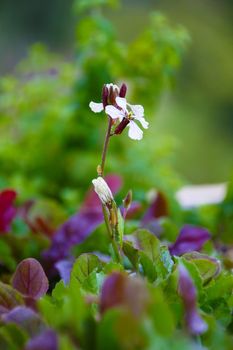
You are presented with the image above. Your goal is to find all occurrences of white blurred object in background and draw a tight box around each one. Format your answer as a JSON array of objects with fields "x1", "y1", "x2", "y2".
[{"x1": 176, "y1": 183, "x2": 227, "y2": 209}]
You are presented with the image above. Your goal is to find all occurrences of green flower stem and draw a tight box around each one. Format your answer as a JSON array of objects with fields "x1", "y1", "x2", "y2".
[{"x1": 102, "y1": 204, "x2": 122, "y2": 264}]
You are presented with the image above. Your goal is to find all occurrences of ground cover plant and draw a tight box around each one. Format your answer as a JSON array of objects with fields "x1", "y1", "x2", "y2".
[{"x1": 0, "y1": 1, "x2": 232, "y2": 349}]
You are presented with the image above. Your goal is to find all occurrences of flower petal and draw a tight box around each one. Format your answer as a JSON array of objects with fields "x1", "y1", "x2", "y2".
[
  {"x1": 136, "y1": 117, "x2": 149, "y2": 129},
  {"x1": 89, "y1": 102, "x2": 104, "y2": 113},
  {"x1": 129, "y1": 104, "x2": 144, "y2": 118},
  {"x1": 128, "y1": 121, "x2": 143, "y2": 140},
  {"x1": 116, "y1": 97, "x2": 127, "y2": 111},
  {"x1": 105, "y1": 105, "x2": 125, "y2": 121}
]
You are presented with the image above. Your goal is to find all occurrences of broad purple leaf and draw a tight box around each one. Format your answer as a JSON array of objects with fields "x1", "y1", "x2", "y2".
[
  {"x1": 55, "y1": 259, "x2": 74, "y2": 285},
  {"x1": 142, "y1": 191, "x2": 168, "y2": 224},
  {"x1": 25, "y1": 329, "x2": 58, "y2": 350},
  {"x1": 169, "y1": 225, "x2": 211, "y2": 256},
  {"x1": 100, "y1": 272, "x2": 148, "y2": 317},
  {"x1": 0, "y1": 282, "x2": 24, "y2": 315},
  {"x1": 0, "y1": 189, "x2": 17, "y2": 233},
  {"x1": 178, "y1": 265, "x2": 208, "y2": 335},
  {"x1": 12, "y1": 258, "x2": 49, "y2": 299},
  {"x1": 2, "y1": 306, "x2": 46, "y2": 337},
  {"x1": 44, "y1": 174, "x2": 122, "y2": 263}
]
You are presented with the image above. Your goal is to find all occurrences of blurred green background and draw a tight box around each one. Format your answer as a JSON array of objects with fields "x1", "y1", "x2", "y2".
[{"x1": 0, "y1": 0, "x2": 232, "y2": 203}]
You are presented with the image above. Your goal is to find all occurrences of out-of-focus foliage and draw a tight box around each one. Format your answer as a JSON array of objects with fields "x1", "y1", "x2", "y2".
[{"x1": 0, "y1": 0, "x2": 189, "y2": 207}]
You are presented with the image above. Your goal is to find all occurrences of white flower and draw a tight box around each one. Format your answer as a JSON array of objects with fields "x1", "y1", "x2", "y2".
[
  {"x1": 89, "y1": 83, "x2": 120, "y2": 113},
  {"x1": 105, "y1": 97, "x2": 149, "y2": 140},
  {"x1": 92, "y1": 177, "x2": 113, "y2": 207}
]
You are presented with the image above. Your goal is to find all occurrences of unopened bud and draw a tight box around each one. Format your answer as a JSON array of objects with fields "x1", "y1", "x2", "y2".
[
  {"x1": 92, "y1": 177, "x2": 113, "y2": 207},
  {"x1": 97, "y1": 164, "x2": 102, "y2": 176},
  {"x1": 114, "y1": 117, "x2": 130, "y2": 135},
  {"x1": 102, "y1": 85, "x2": 108, "y2": 108},
  {"x1": 123, "y1": 190, "x2": 132, "y2": 210},
  {"x1": 119, "y1": 83, "x2": 127, "y2": 98}
]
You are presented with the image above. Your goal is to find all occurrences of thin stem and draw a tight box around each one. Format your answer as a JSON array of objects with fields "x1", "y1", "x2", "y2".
[
  {"x1": 102, "y1": 204, "x2": 121, "y2": 263},
  {"x1": 100, "y1": 117, "x2": 112, "y2": 176}
]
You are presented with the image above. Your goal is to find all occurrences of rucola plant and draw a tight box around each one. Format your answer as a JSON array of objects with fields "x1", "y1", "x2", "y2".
[{"x1": 91, "y1": 83, "x2": 149, "y2": 262}]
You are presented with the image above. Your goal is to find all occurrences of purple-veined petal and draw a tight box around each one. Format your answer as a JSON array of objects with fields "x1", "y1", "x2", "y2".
[
  {"x1": 128, "y1": 104, "x2": 144, "y2": 118},
  {"x1": 89, "y1": 102, "x2": 104, "y2": 113},
  {"x1": 128, "y1": 121, "x2": 143, "y2": 140},
  {"x1": 116, "y1": 97, "x2": 127, "y2": 111},
  {"x1": 105, "y1": 105, "x2": 125, "y2": 120},
  {"x1": 169, "y1": 225, "x2": 211, "y2": 256}
]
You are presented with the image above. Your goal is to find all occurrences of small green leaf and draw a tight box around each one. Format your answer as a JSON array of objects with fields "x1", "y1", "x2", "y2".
[
  {"x1": 134, "y1": 229, "x2": 160, "y2": 262},
  {"x1": 139, "y1": 252, "x2": 157, "y2": 282},
  {"x1": 71, "y1": 253, "x2": 103, "y2": 293},
  {"x1": 122, "y1": 241, "x2": 139, "y2": 270}
]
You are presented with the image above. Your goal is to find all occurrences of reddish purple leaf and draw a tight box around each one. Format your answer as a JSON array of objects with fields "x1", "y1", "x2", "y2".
[
  {"x1": 169, "y1": 225, "x2": 211, "y2": 256},
  {"x1": 25, "y1": 329, "x2": 58, "y2": 350},
  {"x1": 178, "y1": 265, "x2": 208, "y2": 335},
  {"x1": 0, "y1": 189, "x2": 17, "y2": 233},
  {"x1": 100, "y1": 272, "x2": 148, "y2": 317},
  {"x1": 2, "y1": 306, "x2": 45, "y2": 337},
  {"x1": 12, "y1": 258, "x2": 49, "y2": 299},
  {"x1": 142, "y1": 191, "x2": 169, "y2": 224}
]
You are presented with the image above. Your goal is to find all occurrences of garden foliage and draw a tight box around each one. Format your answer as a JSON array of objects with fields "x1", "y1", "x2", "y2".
[{"x1": 0, "y1": 1, "x2": 232, "y2": 349}]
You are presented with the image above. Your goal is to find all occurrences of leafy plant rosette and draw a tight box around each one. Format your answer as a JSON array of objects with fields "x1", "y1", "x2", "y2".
[{"x1": 0, "y1": 82, "x2": 232, "y2": 350}]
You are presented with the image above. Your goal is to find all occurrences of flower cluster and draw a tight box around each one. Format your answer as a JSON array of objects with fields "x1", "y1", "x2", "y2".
[{"x1": 89, "y1": 83, "x2": 149, "y2": 140}]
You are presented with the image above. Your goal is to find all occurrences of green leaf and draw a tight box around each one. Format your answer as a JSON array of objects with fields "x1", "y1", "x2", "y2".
[
  {"x1": 122, "y1": 241, "x2": 139, "y2": 270},
  {"x1": 0, "y1": 282, "x2": 24, "y2": 313},
  {"x1": 205, "y1": 273, "x2": 233, "y2": 302},
  {"x1": 149, "y1": 287, "x2": 175, "y2": 336},
  {"x1": 0, "y1": 324, "x2": 28, "y2": 350},
  {"x1": 134, "y1": 229, "x2": 160, "y2": 261},
  {"x1": 139, "y1": 252, "x2": 157, "y2": 282},
  {"x1": 0, "y1": 240, "x2": 16, "y2": 271},
  {"x1": 155, "y1": 246, "x2": 174, "y2": 281},
  {"x1": 71, "y1": 253, "x2": 103, "y2": 293},
  {"x1": 183, "y1": 252, "x2": 221, "y2": 284}
]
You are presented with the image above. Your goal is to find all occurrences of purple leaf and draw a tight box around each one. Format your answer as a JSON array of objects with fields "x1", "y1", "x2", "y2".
[
  {"x1": 44, "y1": 174, "x2": 122, "y2": 263},
  {"x1": 0, "y1": 189, "x2": 17, "y2": 233},
  {"x1": 100, "y1": 272, "x2": 148, "y2": 317},
  {"x1": 169, "y1": 225, "x2": 211, "y2": 256},
  {"x1": 142, "y1": 191, "x2": 168, "y2": 224},
  {"x1": 55, "y1": 259, "x2": 74, "y2": 285},
  {"x1": 178, "y1": 265, "x2": 208, "y2": 335},
  {"x1": 25, "y1": 329, "x2": 58, "y2": 350},
  {"x1": 12, "y1": 258, "x2": 49, "y2": 299},
  {"x1": 2, "y1": 306, "x2": 46, "y2": 337}
]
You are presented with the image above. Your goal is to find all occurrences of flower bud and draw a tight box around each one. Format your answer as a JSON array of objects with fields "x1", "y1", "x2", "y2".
[
  {"x1": 114, "y1": 117, "x2": 130, "y2": 135},
  {"x1": 102, "y1": 85, "x2": 108, "y2": 108},
  {"x1": 92, "y1": 177, "x2": 113, "y2": 208},
  {"x1": 119, "y1": 83, "x2": 127, "y2": 98},
  {"x1": 123, "y1": 190, "x2": 132, "y2": 210}
]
